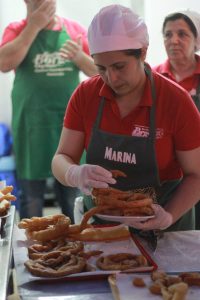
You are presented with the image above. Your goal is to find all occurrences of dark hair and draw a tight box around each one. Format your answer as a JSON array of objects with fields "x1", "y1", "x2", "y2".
[
  {"x1": 162, "y1": 13, "x2": 197, "y2": 38},
  {"x1": 92, "y1": 49, "x2": 142, "y2": 59},
  {"x1": 123, "y1": 49, "x2": 142, "y2": 59}
]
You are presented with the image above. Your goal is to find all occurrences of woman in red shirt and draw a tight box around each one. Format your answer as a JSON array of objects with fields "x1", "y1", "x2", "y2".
[
  {"x1": 52, "y1": 5, "x2": 200, "y2": 232},
  {"x1": 154, "y1": 10, "x2": 200, "y2": 229}
]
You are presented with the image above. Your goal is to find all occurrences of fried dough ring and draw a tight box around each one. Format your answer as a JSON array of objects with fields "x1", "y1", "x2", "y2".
[
  {"x1": 91, "y1": 185, "x2": 154, "y2": 219},
  {"x1": 25, "y1": 251, "x2": 86, "y2": 277},
  {"x1": 18, "y1": 214, "x2": 70, "y2": 231},
  {"x1": 92, "y1": 187, "x2": 132, "y2": 198},
  {"x1": 79, "y1": 250, "x2": 103, "y2": 259},
  {"x1": 96, "y1": 253, "x2": 148, "y2": 271},
  {"x1": 110, "y1": 170, "x2": 127, "y2": 178},
  {"x1": 1, "y1": 186, "x2": 14, "y2": 194},
  {"x1": 25, "y1": 215, "x2": 71, "y2": 241},
  {"x1": 123, "y1": 206, "x2": 154, "y2": 216},
  {"x1": 92, "y1": 188, "x2": 151, "y2": 202},
  {"x1": 80, "y1": 205, "x2": 112, "y2": 230},
  {"x1": 0, "y1": 185, "x2": 16, "y2": 202},
  {"x1": 28, "y1": 240, "x2": 84, "y2": 259},
  {"x1": 179, "y1": 272, "x2": 200, "y2": 286},
  {"x1": 0, "y1": 194, "x2": 16, "y2": 201},
  {"x1": 95, "y1": 197, "x2": 153, "y2": 208}
]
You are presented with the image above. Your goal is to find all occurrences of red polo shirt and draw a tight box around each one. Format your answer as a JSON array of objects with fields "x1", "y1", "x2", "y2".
[
  {"x1": 153, "y1": 55, "x2": 200, "y2": 97},
  {"x1": 64, "y1": 69, "x2": 200, "y2": 182}
]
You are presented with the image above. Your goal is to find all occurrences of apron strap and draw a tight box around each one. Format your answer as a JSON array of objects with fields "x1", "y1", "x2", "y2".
[
  {"x1": 144, "y1": 65, "x2": 156, "y2": 141},
  {"x1": 93, "y1": 97, "x2": 105, "y2": 129},
  {"x1": 191, "y1": 76, "x2": 200, "y2": 111}
]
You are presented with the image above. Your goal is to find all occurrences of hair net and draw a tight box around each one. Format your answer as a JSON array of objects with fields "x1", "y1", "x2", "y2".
[
  {"x1": 88, "y1": 4, "x2": 149, "y2": 55},
  {"x1": 181, "y1": 10, "x2": 200, "y2": 51}
]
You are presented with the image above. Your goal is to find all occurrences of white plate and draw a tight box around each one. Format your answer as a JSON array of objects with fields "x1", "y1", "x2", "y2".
[{"x1": 96, "y1": 214, "x2": 155, "y2": 223}]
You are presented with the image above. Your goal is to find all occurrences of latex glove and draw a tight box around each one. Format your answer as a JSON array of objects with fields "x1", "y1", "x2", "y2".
[
  {"x1": 124, "y1": 204, "x2": 173, "y2": 230},
  {"x1": 65, "y1": 164, "x2": 116, "y2": 195},
  {"x1": 59, "y1": 35, "x2": 83, "y2": 62}
]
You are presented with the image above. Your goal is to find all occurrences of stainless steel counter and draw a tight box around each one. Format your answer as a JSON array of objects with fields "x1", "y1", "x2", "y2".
[{"x1": 0, "y1": 205, "x2": 15, "y2": 300}]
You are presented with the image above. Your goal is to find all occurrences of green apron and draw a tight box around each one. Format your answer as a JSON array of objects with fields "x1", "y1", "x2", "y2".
[
  {"x1": 11, "y1": 25, "x2": 79, "y2": 179},
  {"x1": 84, "y1": 67, "x2": 194, "y2": 231}
]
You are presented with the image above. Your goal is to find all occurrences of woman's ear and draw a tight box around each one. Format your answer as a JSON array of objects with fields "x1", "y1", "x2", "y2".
[{"x1": 141, "y1": 47, "x2": 148, "y2": 61}]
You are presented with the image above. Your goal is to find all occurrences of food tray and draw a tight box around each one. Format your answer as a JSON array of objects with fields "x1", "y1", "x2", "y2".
[{"x1": 12, "y1": 225, "x2": 157, "y2": 284}]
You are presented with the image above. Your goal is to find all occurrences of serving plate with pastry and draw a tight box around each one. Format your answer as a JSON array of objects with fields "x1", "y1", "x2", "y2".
[
  {"x1": 90, "y1": 186, "x2": 155, "y2": 223},
  {"x1": 89, "y1": 169, "x2": 156, "y2": 224}
]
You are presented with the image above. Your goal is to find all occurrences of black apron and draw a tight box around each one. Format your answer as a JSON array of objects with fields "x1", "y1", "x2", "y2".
[
  {"x1": 191, "y1": 79, "x2": 200, "y2": 111},
  {"x1": 84, "y1": 67, "x2": 195, "y2": 231}
]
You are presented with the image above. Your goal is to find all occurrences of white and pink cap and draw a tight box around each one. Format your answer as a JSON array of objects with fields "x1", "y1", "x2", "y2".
[
  {"x1": 88, "y1": 4, "x2": 149, "y2": 55},
  {"x1": 181, "y1": 10, "x2": 200, "y2": 51}
]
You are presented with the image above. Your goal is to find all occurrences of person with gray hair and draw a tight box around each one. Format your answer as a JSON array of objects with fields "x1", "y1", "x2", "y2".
[
  {"x1": 154, "y1": 10, "x2": 200, "y2": 229},
  {"x1": 52, "y1": 5, "x2": 200, "y2": 232},
  {"x1": 154, "y1": 10, "x2": 200, "y2": 109}
]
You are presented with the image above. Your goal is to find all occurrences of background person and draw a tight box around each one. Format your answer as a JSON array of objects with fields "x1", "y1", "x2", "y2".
[
  {"x1": 0, "y1": 0, "x2": 97, "y2": 221},
  {"x1": 52, "y1": 4, "x2": 200, "y2": 232},
  {"x1": 153, "y1": 10, "x2": 200, "y2": 229}
]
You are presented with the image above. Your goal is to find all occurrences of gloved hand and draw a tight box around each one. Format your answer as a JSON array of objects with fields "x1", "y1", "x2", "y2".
[
  {"x1": 65, "y1": 164, "x2": 116, "y2": 195},
  {"x1": 124, "y1": 204, "x2": 173, "y2": 230}
]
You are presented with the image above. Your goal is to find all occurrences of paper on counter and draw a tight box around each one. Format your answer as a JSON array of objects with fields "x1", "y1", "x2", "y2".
[
  {"x1": 115, "y1": 273, "x2": 200, "y2": 300},
  {"x1": 150, "y1": 231, "x2": 200, "y2": 273}
]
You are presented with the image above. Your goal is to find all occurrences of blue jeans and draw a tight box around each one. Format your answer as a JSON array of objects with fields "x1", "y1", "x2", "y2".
[{"x1": 18, "y1": 179, "x2": 79, "y2": 223}]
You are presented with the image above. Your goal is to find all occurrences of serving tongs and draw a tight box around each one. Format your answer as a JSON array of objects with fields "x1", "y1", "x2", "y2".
[{"x1": 137, "y1": 229, "x2": 164, "y2": 252}]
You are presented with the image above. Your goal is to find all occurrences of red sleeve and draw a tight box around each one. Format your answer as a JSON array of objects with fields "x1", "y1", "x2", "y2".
[
  {"x1": 0, "y1": 20, "x2": 26, "y2": 46},
  {"x1": 154, "y1": 72, "x2": 200, "y2": 151},
  {"x1": 174, "y1": 92, "x2": 200, "y2": 150},
  {"x1": 64, "y1": 82, "x2": 86, "y2": 131}
]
